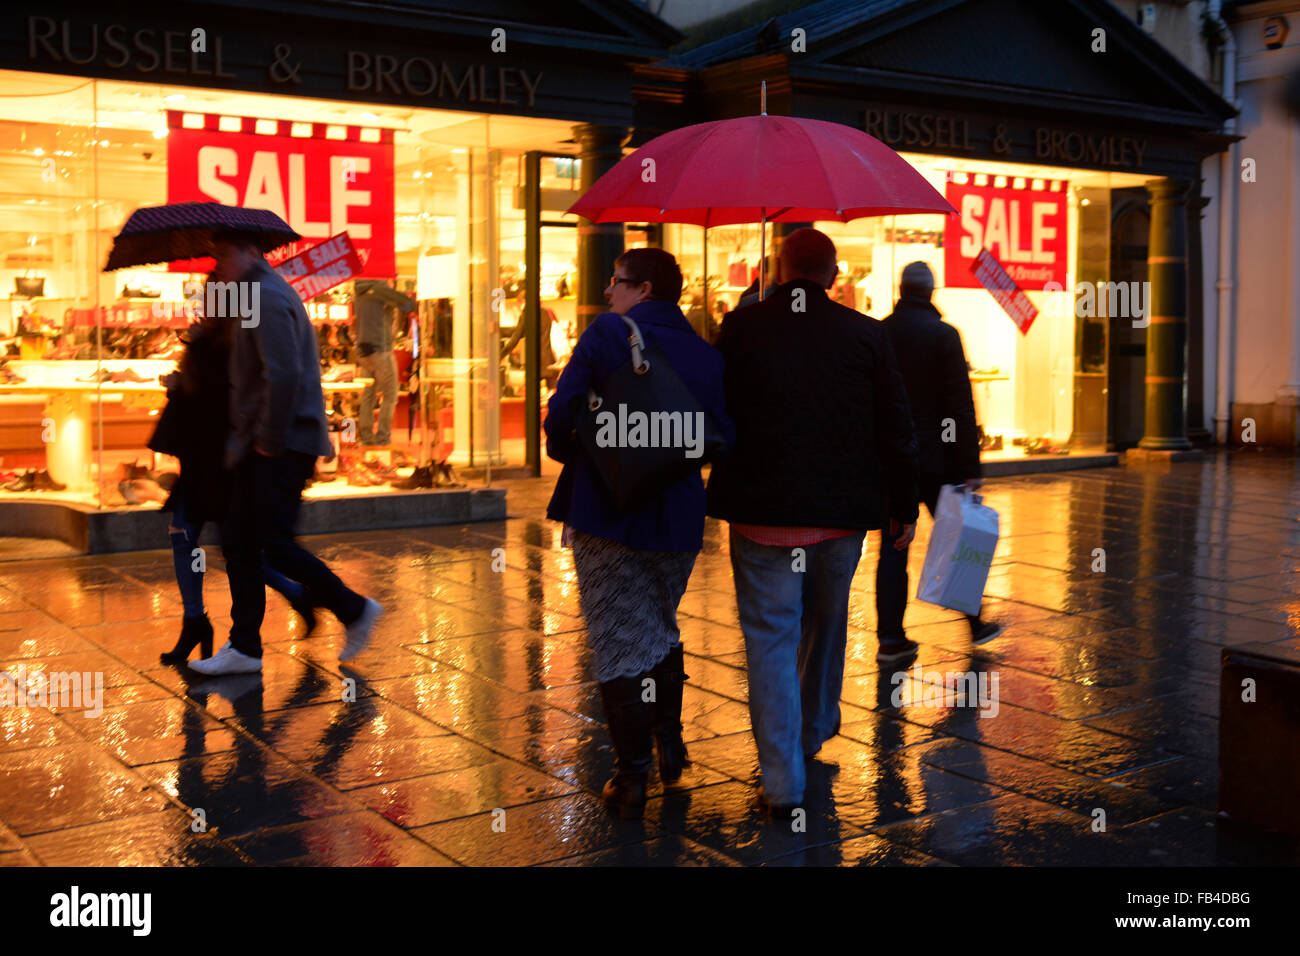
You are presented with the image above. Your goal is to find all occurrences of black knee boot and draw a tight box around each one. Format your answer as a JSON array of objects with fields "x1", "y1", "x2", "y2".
[
  {"x1": 598, "y1": 674, "x2": 655, "y2": 820},
  {"x1": 651, "y1": 644, "x2": 691, "y2": 784}
]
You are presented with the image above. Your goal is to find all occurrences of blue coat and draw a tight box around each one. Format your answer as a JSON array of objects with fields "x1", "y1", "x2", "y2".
[{"x1": 545, "y1": 300, "x2": 734, "y2": 552}]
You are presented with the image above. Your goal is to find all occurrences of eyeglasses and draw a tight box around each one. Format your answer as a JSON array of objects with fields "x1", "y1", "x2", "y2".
[{"x1": 609, "y1": 275, "x2": 640, "y2": 287}]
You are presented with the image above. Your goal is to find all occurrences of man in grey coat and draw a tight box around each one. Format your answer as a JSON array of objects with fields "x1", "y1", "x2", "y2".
[{"x1": 190, "y1": 231, "x2": 382, "y2": 676}]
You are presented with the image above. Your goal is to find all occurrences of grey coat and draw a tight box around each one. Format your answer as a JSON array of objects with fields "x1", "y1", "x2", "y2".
[
  {"x1": 354, "y1": 279, "x2": 415, "y2": 352},
  {"x1": 226, "y1": 258, "x2": 333, "y2": 467}
]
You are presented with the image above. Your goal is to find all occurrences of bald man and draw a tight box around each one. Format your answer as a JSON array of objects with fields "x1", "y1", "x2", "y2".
[{"x1": 707, "y1": 227, "x2": 920, "y2": 816}]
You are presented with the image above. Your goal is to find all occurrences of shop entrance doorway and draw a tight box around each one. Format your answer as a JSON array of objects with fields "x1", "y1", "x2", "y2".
[{"x1": 1109, "y1": 188, "x2": 1150, "y2": 451}]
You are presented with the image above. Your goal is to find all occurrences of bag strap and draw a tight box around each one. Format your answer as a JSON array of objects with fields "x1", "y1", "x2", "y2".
[{"x1": 587, "y1": 314, "x2": 651, "y2": 411}]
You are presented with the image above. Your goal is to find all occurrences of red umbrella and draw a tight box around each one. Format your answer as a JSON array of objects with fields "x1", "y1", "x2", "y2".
[
  {"x1": 569, "y1": 114, "x2": 955, "y2": 226},
  {"x1": 570, "y1": 99, "x2": 956, "y2": 302}
]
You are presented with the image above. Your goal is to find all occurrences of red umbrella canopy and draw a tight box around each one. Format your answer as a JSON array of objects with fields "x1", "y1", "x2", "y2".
[{"x1": 569, "y1": 115, "x2": 956, "y2": 226}]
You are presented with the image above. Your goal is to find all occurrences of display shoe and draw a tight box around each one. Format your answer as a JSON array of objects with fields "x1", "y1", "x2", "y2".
[
  {"x1": 435, "y1": 462, "x2": 465, "y2": 488},
  {"x1": 116, "y1": 459, "x2": 150, "y2": 482},
  {"x1": 32, "y1": 470, "x2": 66, "y2": 491},
  {"x1": 0, "y1": 363, "x2": 25, "y2": 384},
  {"x1": 650, "y1": 644, "x2": 691, "y2": 784},
  {"x1": 362, "y1": 458, "x2": 398, "y2": 481},
  {"x1": 118, "y1": 480, "x2": 142, "y2": 505},
  {"x1": 160, "y1": 614, "x2": 214, "y2": 664},
  {"x1": 345, "y1": 465, "x2": 384, "y2": 487},
  {"x1": 76, "y1": 368, "x2": 113, "y2": 384},
  {"x1": 110, "y1": 368, "x2": 150, "y2": 384},
  {"x1": 391, "y1": 465, "x2": 434, "y2": 490},
  {"x1": 597, "y1": 674, "x2": 655, "y2": 820},
  {"x1": 3, "y1": 471, "x2": 34, "y2": 492},
  {"x1": 153, "y1": 471, "x2": 178, "y2": 492}
]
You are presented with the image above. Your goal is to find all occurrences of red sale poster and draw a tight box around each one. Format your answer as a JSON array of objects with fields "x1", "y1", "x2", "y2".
[
  {"x1": 971, "y1": 248, "x2": 1039, "y2": 335},
  {"x1": 274, "y1": 233, "x2": 364, "y2": 301},
  {"x1": 165, "y1": 111, "x2": 394, "y2": 276},
  {"x1": 944, "y1": 173, "x2": 1067, "y2": 290}
]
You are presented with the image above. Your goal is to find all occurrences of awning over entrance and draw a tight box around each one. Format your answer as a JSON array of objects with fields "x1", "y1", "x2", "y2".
[{"x1": 652, "y1": 0, "x2": 1235, "y2": 178}]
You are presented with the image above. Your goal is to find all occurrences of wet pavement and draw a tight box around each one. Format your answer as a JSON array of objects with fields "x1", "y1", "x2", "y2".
[{"x1": 1, "y1": 451, "x2": 1299, "y2": 866}]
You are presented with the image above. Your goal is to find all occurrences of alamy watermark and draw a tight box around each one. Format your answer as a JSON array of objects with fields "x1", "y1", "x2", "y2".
[
  {"x1": 0, "y1": 665, "x2": 104, "y2": 718},
  {"x1": 593, "y1": 404, "x2": 706, "y2": 459},
  {"x1": 890, "y1": 664, "x2": 999, "y2": 718},
  {"x1": 151, "y1": 280, "x2": 261, "y2": 327},
  {"x1": 1044, "y1": 280, "x2": 1150, "y2": 327}
]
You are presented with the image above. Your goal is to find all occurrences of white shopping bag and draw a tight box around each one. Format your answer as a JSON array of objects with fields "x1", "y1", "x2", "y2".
[{"x1": 917, "y1": 484, "x2": 1000, "y2": 615}]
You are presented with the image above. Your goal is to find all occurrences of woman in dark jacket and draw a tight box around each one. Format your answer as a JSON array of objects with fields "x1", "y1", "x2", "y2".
[
  {"x1": 150, "y1": 284, "x2": 313, "y2": 664},
  {"x1": 544, "y1": 248, "x2": 734, "y2": 819}
]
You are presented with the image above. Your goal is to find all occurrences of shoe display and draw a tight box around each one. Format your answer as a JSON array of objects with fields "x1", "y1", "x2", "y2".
[
  {"x1": 31, "y1": 470, "x2": 66, "y2": 491},
  {"x1": 3, "y1": 471, "x2": 34, "y2": 492},
  {"x1": 0, "y1": 362, "x2": 25, "y2": 384},
  {"x1": 435, "y1": 462, "x2": 465, "y2": 488},
  {"x1": 341, "y1": 598, "x2": 383, "y2": 661},
  {"x1": 118, "y1": 480, "x2": 141, "y2": 505},
  {"x1": 187, "y1": 642, "x2": 263, "y2": 676},
  {"x1": 391, "y1": 465, "x2": 434, "y2": 490}
]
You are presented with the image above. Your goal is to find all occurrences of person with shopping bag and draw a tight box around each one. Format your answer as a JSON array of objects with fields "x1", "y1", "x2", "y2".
[
  {"x1": 876, "y1": 262, "x2": 1002, "y2": 663},
  {"x1": 544, "y1": 248, "x2": 734, "y2": 821}
]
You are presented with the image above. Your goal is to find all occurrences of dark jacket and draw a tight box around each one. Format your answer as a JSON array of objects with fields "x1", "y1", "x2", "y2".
[
  {"x1": 544, "y1": 299, "x2": 735, "y2": 552},
  {"x1": 227, "y1": 258, "x2": 333, "y2": 467},
  {"x1": 881, "y1": 295, "x2": 981, "y2": 483},
  {"x1": 148, "y1": 319, "x2": 233, "y2": 524},
  {"x1": 354, "y1": 280, "x2": 414, "y2": 353},
  {"x1": 706, "y1": 279, "x2": 920, "y2": 528}
]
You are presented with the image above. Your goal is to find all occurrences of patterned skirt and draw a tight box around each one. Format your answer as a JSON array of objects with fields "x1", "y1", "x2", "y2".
[{"x1": 570, "y1": 530, "x2": 698, "y2": 683}]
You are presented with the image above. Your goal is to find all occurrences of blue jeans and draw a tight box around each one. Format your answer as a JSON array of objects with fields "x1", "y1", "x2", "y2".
[
  {"x1": 728, "y1": 527, "x2": 867, "y2": 805},
  {"x1": 170, "y1": 488, "x2": 307, "y2": 619},
  {"x1": 358, "y1": 349, "x2": 398, "y2": 444}
]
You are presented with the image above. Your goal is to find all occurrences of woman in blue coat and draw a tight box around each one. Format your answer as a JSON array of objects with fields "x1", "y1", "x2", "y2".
[{"x1": 544, "y1": 248, "x2": 734, "y2": 819}]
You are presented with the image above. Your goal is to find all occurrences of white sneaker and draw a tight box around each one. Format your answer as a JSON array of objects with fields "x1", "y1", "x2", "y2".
[
  {"x1": 341, "y1": 598, "x2": 383, "y2": 661},
  {"x1": 188, "y1": 642, "x2": 263, "y2": 675}
]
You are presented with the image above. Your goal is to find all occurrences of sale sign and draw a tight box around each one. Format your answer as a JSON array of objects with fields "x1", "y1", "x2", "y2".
[
  {"x1": 944, "y1": 174, "x2": 1067, "y2": 290},
  {"x1": 166, "y1": 112, "x2": 394, "y2": 276},
  {"x1": 971, "y1": 248, "x2": 1039, "y2": 335},
  {"x1": 274, "y1": 233, "x2": 363, "y2": 301}
]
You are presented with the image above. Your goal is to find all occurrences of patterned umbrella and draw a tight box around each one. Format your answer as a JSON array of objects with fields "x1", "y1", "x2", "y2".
[{"x1": 103, "y1": 202, "x2": 301, "y2": 272}]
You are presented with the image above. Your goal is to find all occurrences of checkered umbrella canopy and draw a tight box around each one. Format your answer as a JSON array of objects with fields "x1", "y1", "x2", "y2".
[{"x1": 103, "y1": 202, "x2": 301, "y2": 272}]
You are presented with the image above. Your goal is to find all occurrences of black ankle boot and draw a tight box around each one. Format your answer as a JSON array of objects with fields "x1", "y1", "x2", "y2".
[
  {"x1": 651, "y1": 644, "x2": 691, "y2": 784},
  {"x1": 292, "y1": 600, "x2": 318, "y2": 637},
  {"x1": 598, "y1": 674, "x2": 655, "y2": 820},
  {"x1": 161, "y1": 614, "x2": 214, "y2": 664}
]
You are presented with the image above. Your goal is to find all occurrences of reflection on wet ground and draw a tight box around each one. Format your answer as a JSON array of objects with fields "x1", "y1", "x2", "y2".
[{"x1": 1, "y1": 453, "x2": 1298, "y2": 866}]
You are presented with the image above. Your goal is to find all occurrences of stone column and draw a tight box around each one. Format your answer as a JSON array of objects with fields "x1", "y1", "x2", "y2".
[
  {"x1": 573, "y1": 123, "x2": 630, "y2": 334},
  {"x1": 1138, "y1": 178, "x2": 1193, "y2": 450}
]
